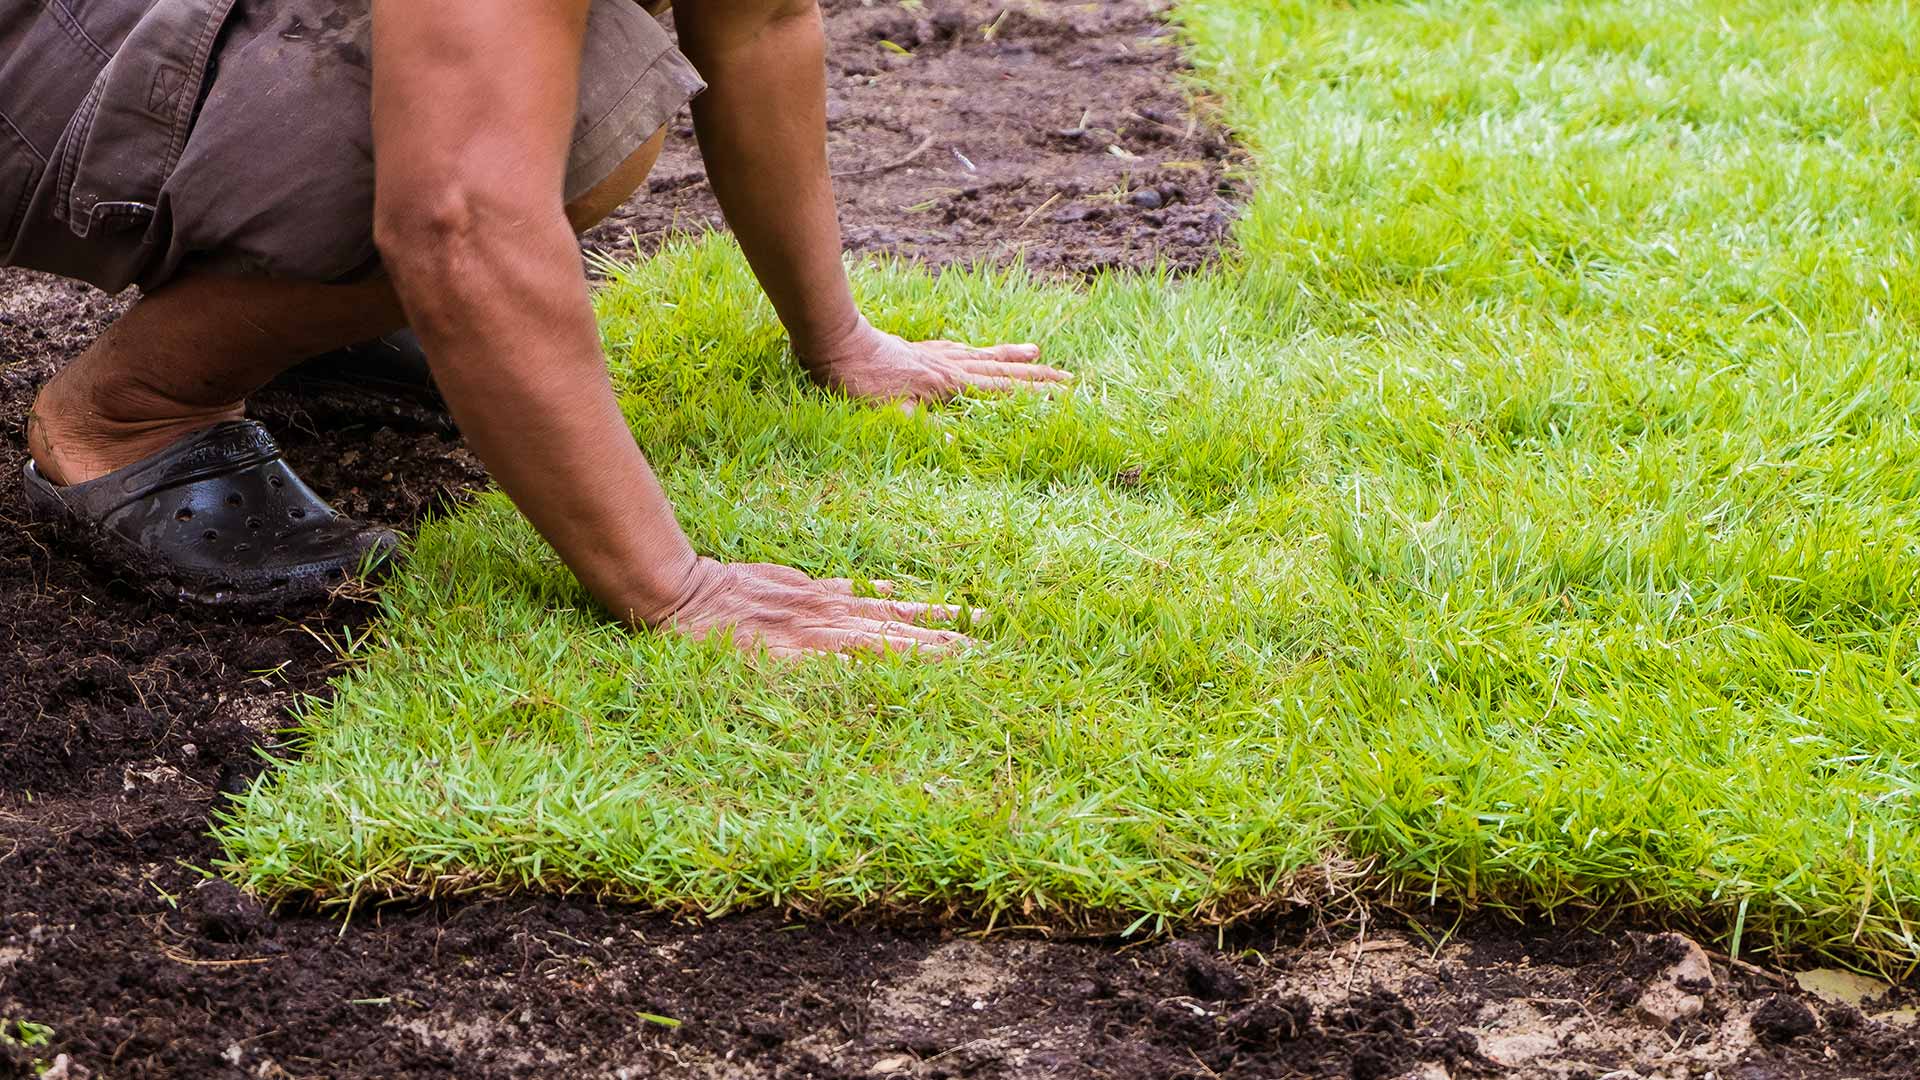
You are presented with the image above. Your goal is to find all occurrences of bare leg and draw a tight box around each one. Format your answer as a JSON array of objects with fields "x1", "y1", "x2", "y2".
[
  {"x1": 26, "y1": 276, "x2": 406, "y2": 484},
  {"x1": 28, "y1": 126, "x2": 668, "y2": 486}
]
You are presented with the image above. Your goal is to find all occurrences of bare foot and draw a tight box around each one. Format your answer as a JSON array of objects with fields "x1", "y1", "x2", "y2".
[{"x1": 27, "y1": 371, "x2": 244, "y2": 487}]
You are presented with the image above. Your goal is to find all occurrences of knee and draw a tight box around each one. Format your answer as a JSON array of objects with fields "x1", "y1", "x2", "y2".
[{"x1": 565, "y1": 125, "x2": 670, "y2": 234}]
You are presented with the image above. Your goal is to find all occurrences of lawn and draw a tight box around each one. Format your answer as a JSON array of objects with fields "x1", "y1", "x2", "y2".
[{"x1": 220, "y1": 0, "x2": 1920, "y2": 970}]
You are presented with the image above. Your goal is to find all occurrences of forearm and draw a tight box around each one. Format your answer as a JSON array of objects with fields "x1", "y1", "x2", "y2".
[
  {"x1": 372, "y1": 0, "x2": 698, "y2": 626},
  {"x1": 383, "y1": 218, "x2": 700, "y2": 625},
  {"x1": 676, "y1": 0, "x2": 865, "y2": 366}
]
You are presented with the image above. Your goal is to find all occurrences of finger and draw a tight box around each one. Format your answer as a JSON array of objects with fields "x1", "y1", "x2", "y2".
[
  {"x1": 956, "y1": 374, "x2": 1066, "y2": 397},
  {"x1": 838, "y1": 614, "x2": 971, "y2": 647},
  {"x1": 812, "y1": 578, "x2": 896, "y2": 597},
  {"x1": 980, "y1": 343, "x2": 1043, "y2": 363},
  {"x1": 820, "y1": 629, "x2": 961, "y2": 658},
  {"x1": 802, "y1": 622, "x2": 960, "y2": 657},
  {"x1": 763, "y1": 645, "x2": 830, "y2": 663},
  {"x1": 960, "y1": 358, "x2": 1073, "y2": 383},
  {"x1": 848, "y1": 597, "x2": 968, "y2": 625},
  {"x1": 815, "y1": 615, "x2": 968, "y2": 650}
]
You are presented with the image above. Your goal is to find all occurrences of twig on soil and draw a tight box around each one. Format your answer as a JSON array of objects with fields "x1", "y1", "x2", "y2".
[
  {"x1": 1186, "y1": 1047, "x2": 1225, "y2": 1079},
  {"x1": 1702, "y1": 946, "x2": 1795, "y2": 987},
  {"x1": 1344, "y1": 907, "x2": 1369, "y2": 996},
  {"x1": 1127, "y1": 109, "x2": 1186, "y2": 135},
  {"x1": 675, "y1": 132, "x2": 940, "y2": 197},
  {"x1": 1018, "y1": 193, "x2": 1062, "y2": 230},
  {"x1": 158, "y1": 943, "x2": 276, "y2": 967},
  {"x1": 832, "y1": 133, "x2": 940, "y2": 179}
]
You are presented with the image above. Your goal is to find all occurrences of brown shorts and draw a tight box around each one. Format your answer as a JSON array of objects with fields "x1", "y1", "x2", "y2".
[{"x1": 0, "y1": 0, "x2": 704, "y2": 293}]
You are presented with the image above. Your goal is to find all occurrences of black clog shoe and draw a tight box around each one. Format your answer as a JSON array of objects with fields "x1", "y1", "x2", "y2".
[{"x1": 22, "y1": 420, "x2": 399, "y2": 608}]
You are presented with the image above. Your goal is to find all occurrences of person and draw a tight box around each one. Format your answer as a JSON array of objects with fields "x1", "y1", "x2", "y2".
[{"x1": 1, "y1": 0, "x2": 1070, "y2": 658}]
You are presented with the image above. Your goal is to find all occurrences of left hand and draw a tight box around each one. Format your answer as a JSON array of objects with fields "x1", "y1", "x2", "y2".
[{"x1": 803, "y1": 319, "x2": 1073, "y2": 405}]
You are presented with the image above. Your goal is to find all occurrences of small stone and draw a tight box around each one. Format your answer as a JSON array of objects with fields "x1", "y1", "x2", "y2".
[
  {"x1": 870, "y1": 1054, "x2": 914, "y2": 1075},
  {"x1": 1482, "y1": 1032, "x2": 1559, "y2": 1066},
  {"x1": 1128, "y1": 189, "x2": 1165, "y2": 210},
  {"x1": 1634, "y1": 933, "x2": 1714, "y2": 1026},
  {"x1": 40, "y1": 1055, "x2": 89, "y2": 1080}
]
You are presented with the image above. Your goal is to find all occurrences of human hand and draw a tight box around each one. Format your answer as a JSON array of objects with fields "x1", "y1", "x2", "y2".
[
  {"x1": 804, "y1": 318, "x2": 1072, "y2": 405},
  {"x1": 664, "y1": 557, "x2": 976, "y2": 659}
]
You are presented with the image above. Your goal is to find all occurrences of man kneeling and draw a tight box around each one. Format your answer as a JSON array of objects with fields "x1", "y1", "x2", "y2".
[{"x1": 3, "y1": 0, "x2": 1068, "y2": 657}]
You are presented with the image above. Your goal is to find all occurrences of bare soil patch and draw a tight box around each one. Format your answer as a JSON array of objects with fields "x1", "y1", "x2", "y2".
[
  {"x1": 580, "y1": 0, "x2": 1243, "y2": 273},
  {"x1": 1, "y1": 2, "x2": 1913, "y2": 1077}
]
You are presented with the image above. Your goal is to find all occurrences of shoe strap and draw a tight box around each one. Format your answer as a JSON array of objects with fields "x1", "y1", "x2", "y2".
[{"x1": 69, "y1": 420, "x2": 283, "y2": 517}]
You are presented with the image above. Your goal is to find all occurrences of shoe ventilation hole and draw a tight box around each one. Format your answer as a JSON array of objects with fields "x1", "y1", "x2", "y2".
[
  {"x1": 247, "y1": 516, "x2": 263, "y2": 531},
  {"x1": 202, "y1": 529, "x2": 218, "y2": 542},
  {"x1": 225, "y1": 493, "x2": 243, "y2": 507},
  {"x1": 235, "y1": 542, "x2": 250, "y2": 553},
  {"x1": 175, "y1": 508, "x2": 193, "y2": 522},
  {"x1": 288, "y1": 508, "x2": 306, "y2": 520},
  {"x1": 268, "y1": 476, "x2": 284, "y2": 488}
]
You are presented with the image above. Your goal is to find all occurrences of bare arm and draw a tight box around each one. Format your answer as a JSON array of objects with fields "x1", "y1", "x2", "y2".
[
  {"x1": 674, "y1": 0, "x2": 1071, "y2": 402},
  {"x1": 370, "y1": 0, "x2": 964, "y2": 655}
]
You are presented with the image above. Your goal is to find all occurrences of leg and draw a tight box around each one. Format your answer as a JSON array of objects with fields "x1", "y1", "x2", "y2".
[
  {"x1": 28, "y1": 127, "x2": 669, "y2": 486},
  {"x1": 27, "y1": 274, "x2": 407, "y2": 485}
]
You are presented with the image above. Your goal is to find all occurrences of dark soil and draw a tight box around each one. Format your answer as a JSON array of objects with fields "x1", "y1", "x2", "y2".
[
  {"x1": 1, "y1": 2, "x2": 1915, "y2": 1077},
  {"x1": 579, "y1": 0, "x2": 1245, "y2": 274}
]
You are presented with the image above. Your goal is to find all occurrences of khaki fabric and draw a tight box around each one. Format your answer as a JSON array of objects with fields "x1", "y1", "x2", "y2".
[{"x1": 0, "y1": 0, "x2": 704, "y2": 292}]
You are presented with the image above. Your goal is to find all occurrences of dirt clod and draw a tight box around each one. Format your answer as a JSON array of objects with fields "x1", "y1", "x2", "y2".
[
  {"x1": 183, "y1": 880, "x2": 274, "y2": 944},
  {"x1": 1224, "y1": 994, "x2": 1314, "y2": 1050},
  {"x1": 1754, "y1": 993, "x2": 1821, "y2": 1043},
  {"x1": 1175, "y1": 939, "x2": 1251, "y2": 1001}
]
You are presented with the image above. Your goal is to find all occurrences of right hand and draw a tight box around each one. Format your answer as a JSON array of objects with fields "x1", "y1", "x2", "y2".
[{"x1": 664, "y1": 558, "x2": 976, "y2": 659}]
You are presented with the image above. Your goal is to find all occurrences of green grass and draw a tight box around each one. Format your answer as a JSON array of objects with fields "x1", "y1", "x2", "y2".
[{"x1": 220, "y1": 0, "x2": 1920, "y2": 970}]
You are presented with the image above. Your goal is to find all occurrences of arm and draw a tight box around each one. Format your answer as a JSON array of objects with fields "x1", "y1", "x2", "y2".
[
  {"x1": 674, "y1": 0, "x2": 1072, "y2": 402},
  {"x1": 369, "y1": 0, "x2": 965, "y2": 656}
]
